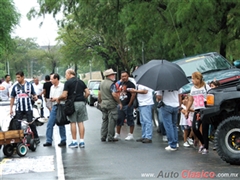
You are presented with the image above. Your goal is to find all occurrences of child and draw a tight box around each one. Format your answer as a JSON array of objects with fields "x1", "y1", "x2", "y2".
[{"x1": 179, "y1": 95, "x2": 194, "y2": 147}]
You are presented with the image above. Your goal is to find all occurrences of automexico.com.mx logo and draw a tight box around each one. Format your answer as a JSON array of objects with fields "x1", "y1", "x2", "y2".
[{"x1": 141, "y1": 170, "x2": 239, "y2": 178}]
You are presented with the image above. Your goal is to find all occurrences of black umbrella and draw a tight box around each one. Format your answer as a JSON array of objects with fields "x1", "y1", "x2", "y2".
[{"x1": 132, "y1": 60, "x2": 189, "y2": 90}]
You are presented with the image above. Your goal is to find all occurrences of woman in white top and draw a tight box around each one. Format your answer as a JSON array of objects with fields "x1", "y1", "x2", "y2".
[{"x1": 185, "y1": 72, "x2": 211, "y2": 154}]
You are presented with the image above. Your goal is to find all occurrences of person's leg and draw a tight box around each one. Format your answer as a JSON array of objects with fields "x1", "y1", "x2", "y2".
[
  {"x1": 116, "y1": 105, "x2": 126, "y2": 135},
  {"x1": 126, "y1": 105, "x2": 135, "y2": 140},
  {"x1": 101, "y1": 109, "x2": 108, "y2": 141},
  {"x1": 158, "y1": 108, "x2": 167, "y2": 141},
  {"x1": 202, "y1": 119, "x2": 209, "y2": 152},
  {"x1": 172, "y1": 107, "x2": 179, "y2": 145},
  {"x1": 26, "y1": 110, "x2": 39, "y2": 139},
  {"x1": 161, "y1": 105, "x2": 176, "y2": 149},
  {"x1": 59, "y1": 125, "x2": 66, "y2": 143},
  {"x1": 70, "y1": 123, "x2": 77, "y2": 139},
  {"x1": 127, "y1": 105, "x2": 134, "y2": 134},
  {"x1": 78, "y1": 122, "x2": 85, "y2": 139},
  {"x1": 138, "y1": 106, "x2": 146, "y2": 139},
  {"x1": 142, "y1": 105, "x2": 153, "y2": 140},
  {"x1": 45, "y1": 105, "x2": 57, "y2": 144},
  {"x1": 192, "y1": 112, "x2": 204, "y2": 145},
  {"x1": 38, "y1": 96, "x2": 44, "y2": 117},
  {"x1": 107, "y1": 107, "x2": 118, "y2": 141},
  {"x1": 14, "y1": 111, "x2": 23, "y2": 130}
]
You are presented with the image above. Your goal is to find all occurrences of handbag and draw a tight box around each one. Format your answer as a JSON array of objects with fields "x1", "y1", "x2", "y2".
[
  {"x1": 64, "y1": 79, "x2": 78, "y2": 116},
  {"x1": 56, "y1": 104, "x2": 70, "y2": 126}
]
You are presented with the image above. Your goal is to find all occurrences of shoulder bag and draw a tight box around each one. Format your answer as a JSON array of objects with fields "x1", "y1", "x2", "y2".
[{"x1": 64, "y1": 79, "x2": 78, "y2": 116}]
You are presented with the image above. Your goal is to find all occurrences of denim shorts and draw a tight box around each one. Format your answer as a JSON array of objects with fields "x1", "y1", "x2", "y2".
[
  {"x1": 181, "y1": 125, "x2": 191, "y2": 130},
  {"x1": 117, "y1": 105, "x2": 134, "y2": 126}
]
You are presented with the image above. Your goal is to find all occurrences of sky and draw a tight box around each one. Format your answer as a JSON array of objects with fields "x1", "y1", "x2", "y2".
[{"x1": 12, "y1": 0, "x2": 61, "y2": 46}]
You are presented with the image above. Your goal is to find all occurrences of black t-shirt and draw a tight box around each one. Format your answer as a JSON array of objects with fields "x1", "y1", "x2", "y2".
[
  {"x1": 43, "y1": 81, "x2": 52, "y2": 98},
  {"x1": 64, "y1": 77, "x2": 87, "y2": 101},
  {"x1": 119, "y1": 80, "x2": 135, "y2": 106}
]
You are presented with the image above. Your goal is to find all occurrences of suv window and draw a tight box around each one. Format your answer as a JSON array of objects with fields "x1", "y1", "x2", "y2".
[{"x1": 175, "y1": 54, "x2": 232, "y2": 77}]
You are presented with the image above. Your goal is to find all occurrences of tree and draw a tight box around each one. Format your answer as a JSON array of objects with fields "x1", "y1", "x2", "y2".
[{"x1": 0, "y1": 0, "x2": 20, "y2": 57}]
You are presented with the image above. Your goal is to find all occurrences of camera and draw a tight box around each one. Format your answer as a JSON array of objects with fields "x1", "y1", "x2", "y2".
[{"x1": 157, "y1": 101, "x2": 165, "y2": 108}]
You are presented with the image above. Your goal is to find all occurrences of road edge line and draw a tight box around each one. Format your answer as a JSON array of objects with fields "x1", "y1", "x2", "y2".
[{"x1": 54, "y1": 127, "x2": 65, "y2": 180}]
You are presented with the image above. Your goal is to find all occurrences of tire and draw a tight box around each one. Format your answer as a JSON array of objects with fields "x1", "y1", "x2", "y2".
[
  {"x1": 3, "y1": 144, "x2": 14, "y2": 157},
  {"x1": 152, "y1": 108, "x2": 159, "y2": 127},
  {"x1": 89, "y1": 95, "x2": 94, "y2": 106},
  {"x1": 215, "y1": 116, "x2": 240, "y2": 165},
  {"x1": 16, "y1": 143, "x2": 28, "y2": 157},
  {"x1": 29, "y1": 139, "x2": 37, "y2": 151}
]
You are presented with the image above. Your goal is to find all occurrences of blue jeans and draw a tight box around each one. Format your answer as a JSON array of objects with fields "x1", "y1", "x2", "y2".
[
  {"x1": 138, "y1": 105, "x2": 153, "y2": 139},
  {"x1": 46, "y1": 105, "x2": 66, "y2": 143},
  {"x1": 157, "y1": 108, "x2": 166, "y2": 136},
  {"x1": 161, "y1": 105, "x2": 178, "y2": 148}
]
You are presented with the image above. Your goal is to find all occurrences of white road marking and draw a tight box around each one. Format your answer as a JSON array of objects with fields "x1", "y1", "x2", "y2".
[
  {"x1": 54, "y1": 127, "x2": 65, "y2": 180},
  {"x1": 0, "y1": 156, "x2": 54, "y2": 175}
]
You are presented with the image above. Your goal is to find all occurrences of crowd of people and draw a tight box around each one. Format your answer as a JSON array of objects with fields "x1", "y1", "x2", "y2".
[
  {"x1": 0, "y1": 68, "x2": 220, "y2": 152},
  {"x1": 98, "y1": 68, "x2": 220, "y2": 154}
]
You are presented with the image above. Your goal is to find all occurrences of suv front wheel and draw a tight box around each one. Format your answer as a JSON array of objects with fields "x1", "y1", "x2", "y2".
[{"x1": 215, "y1": 116, "x2": 240, "y2": 165}]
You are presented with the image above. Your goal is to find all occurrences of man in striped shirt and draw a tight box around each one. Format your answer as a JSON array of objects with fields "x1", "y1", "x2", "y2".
[{"x1": 10, "y1": 71, "x2": 40, "y2": 144}]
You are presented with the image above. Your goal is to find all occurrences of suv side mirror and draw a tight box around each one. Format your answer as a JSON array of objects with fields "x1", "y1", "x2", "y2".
[{"x1": 233, "y1": 60, "x2": 240, "y2": 68}]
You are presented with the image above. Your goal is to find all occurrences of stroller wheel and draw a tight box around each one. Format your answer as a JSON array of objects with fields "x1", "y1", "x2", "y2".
[
  {"x1": 29, "y1": 139, "x2": 37, "y2": 151},
  {"x1": 16, "y1": 143, "x2": 28, "y2": 157},
  {"x1": 3, "y1": 144, "x2": 14, "y2": 157}
]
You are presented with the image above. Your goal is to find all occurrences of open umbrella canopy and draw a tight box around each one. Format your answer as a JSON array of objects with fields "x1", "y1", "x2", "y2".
[{"x1": 132, "y1": 60, "x2": 189, "y2": 90}]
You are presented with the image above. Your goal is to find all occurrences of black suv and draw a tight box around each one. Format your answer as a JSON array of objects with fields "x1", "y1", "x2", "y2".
[
  {"x1": 201, "y1": 84, "x2": 240, "y2": 165},
  {"x1": 173, "y1": 52, "x2": 240, "y2": 93}
]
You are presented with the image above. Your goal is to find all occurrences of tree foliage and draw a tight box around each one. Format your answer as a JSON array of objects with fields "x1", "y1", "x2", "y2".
[{"x1": 26, "y1": 0, "x2": 240, "y2": 74}]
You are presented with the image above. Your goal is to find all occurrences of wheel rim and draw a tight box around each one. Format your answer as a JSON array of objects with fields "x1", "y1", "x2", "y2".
[
  {"x1": 20, "y1": 145, "x2": 27, "y2": 154},
  {"x1": 225, "y1": 128, "x2": 240, "y2": 153}
]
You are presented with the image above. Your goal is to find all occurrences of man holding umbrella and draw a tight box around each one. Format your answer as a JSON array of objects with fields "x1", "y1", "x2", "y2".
[
  {"x1": 156, "y1": 90, "x2": 181, "y2": 151},
  {"x1": 132, "y1": 59, "x2": 189, "y2": 149}
]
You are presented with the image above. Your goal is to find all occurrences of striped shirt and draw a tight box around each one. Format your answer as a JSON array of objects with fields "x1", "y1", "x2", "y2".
[{"x1": 11, "y1": 82, "x2": 36, "y2": 111}]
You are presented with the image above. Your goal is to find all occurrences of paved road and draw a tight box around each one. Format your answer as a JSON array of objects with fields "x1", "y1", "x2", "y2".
[{"x1": 0, "y1": 104, "x2": 239, "y2": 180}]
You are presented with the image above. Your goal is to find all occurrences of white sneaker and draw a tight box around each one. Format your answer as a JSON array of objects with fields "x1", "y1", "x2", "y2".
[
  {"x1": 187, "y1": 138, "x2": 194, "y2": 145},
  {"x1": 162, "y1": 136, "x2": 168, "y2": 142},
  {"x1": 125, "y1": 133, "x2": 134, "y2": 141},
  {"x1": 165, "y1": 146, "x2": 177, "y2": 151},
  {"x1": 183, "y1": 142, "x2": 190, "y2": 147},
  {"x1": 177, "y1": 143, "x2": 179, "y2": 148},
  {"x1": 114, "y1": 133, "x2": 120, "y2": 139}
]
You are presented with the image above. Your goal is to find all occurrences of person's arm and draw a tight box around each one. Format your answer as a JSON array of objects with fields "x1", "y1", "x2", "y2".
[
  {"x1": 30, "y1": 84, "x2": 38, "y2": 101},
  {"x1": 127, "y1": 88, "x2": 148, "y2": 94},
  {"x1": 10, "y1": 97, "x2": 15, "y2": 115},
  {"x1": 112, "y1": 92, "x2": 122, "y2": 110},
  {"x1": 84, "y1": 88, "x2": 90, "y2": 99},
  {"x1": 42, "y1": 88, "x2": 46, "y2": 101},
  {"x1": 58, "y1": 91, "x2": 68, "y2": 101},
  {"x1": 98, "y1": 91, "x2": 102, "y2": 103},
  {"x1": 185, "y1": 95, "x2": 194, "y2": 117}
]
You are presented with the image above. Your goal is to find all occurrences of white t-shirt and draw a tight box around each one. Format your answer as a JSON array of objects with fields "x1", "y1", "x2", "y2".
[
  {"x1": 179, "y1": 104, "x2": 193, "y2": 126},
  {"x1": 33, "y1": 83, "x2": 43, "y2": 96},
  {"x1": 137, "y1": 84, "x2": 154, "y2": 106},
  {"x1": 156, "y1": 90, "x2": 180, "y2": 107},
  {"x1": 0, "y1": 84, "x2": 9, "y2": 101},
  {"x1": 50, "y1": 82, "x2": 65, "y2": 105},
  {"x1": 190, "y1": 84, "x2": 211, "y2": 110}
]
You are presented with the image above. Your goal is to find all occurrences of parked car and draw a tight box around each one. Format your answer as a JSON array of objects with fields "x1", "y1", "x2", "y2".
[
  {"x1": 87, "y1": 79, "x2": 102, "y2": 106},
  {"x1": 88, "y1": 83, "x2": 100, "y2": 106},
  {"x1": 173, "y1": 52, "x2": 240, "y2": 93}
]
